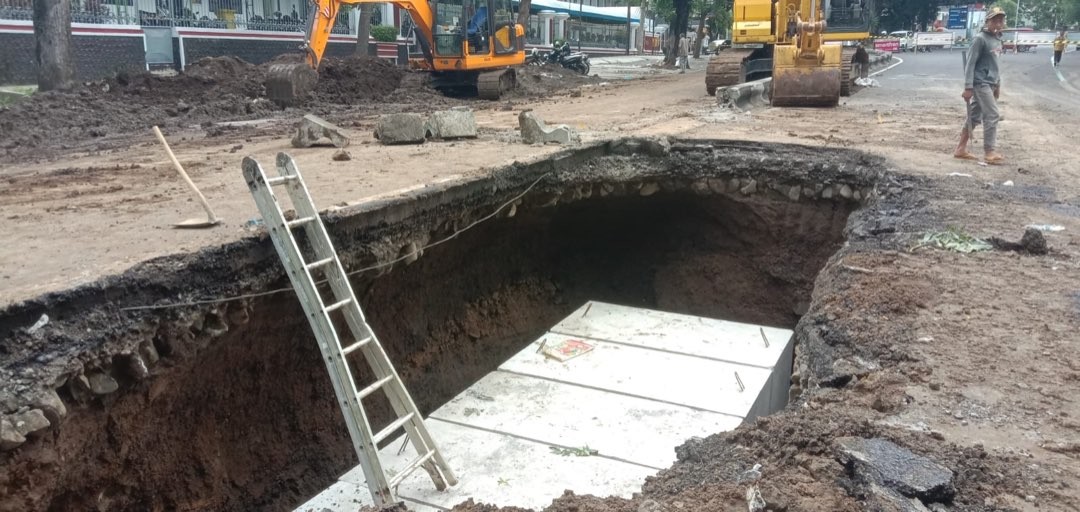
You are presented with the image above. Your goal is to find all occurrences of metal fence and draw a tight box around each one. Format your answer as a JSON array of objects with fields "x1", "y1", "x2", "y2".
[{"x1": 0, "y1": 0, "x2": 370, "y2": 35}]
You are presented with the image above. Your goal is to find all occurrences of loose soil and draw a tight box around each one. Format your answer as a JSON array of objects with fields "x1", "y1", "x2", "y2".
[{"x1": 0, "y1": 56, "x2": 597, "y2": 162}]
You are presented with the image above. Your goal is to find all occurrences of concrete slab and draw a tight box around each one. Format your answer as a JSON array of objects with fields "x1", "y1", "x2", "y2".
[
  {"x1": 430, "y1": 371, "x2": 741, "y2": 468},
  {"x1": 340, "y1": 419, "x2": 655, "y2": 511},
  {"x1": 297, "y1": 302, "x2": 794, "y2": 511},
  {"x1": 500, "y1": 333, "x2": 774, "y2": 418},
  {"x1": 551, "y1": 301, "x2": 793, "y2": 369},
  {"x1": 294, "y1": 480, "x2": 373, "y2": 512}
]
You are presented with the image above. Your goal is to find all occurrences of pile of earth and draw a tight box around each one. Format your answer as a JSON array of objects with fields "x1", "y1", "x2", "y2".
[
  {"x1": 512, "y1": 62, "x2": 603, "y2": 98},
  {"x1": 0, "y1": 55, "x2": 413, "y2": 159}
]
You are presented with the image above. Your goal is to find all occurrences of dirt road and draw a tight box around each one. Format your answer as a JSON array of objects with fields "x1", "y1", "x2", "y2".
[{"x1": 0, "y1": 63, "x2": 702, "y2": 306}]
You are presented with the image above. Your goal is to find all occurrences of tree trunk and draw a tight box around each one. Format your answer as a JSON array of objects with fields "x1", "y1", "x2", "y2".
[
  {"x1": 34, "y1": 0, "x2": 75, "y2": 91},
  {"x1": 356, "y1": 4, "x2": 374, "y2": 56},
  {"x1": 517, "y1": 0, "x2": 532, "y2": 25},
  {"x1": 692, "y1": 9, "x2": 707, "y2": 58},
  {"x1": 664, "y1": 0, "x2": 690, "y2": 65}
]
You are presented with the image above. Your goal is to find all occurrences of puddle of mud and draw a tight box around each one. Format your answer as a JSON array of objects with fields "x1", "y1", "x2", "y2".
[{"x1": 0, "y1": 139, "x2": 882, "y2": 511}]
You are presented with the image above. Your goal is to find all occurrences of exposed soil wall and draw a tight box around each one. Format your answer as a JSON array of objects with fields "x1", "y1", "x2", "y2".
[{"x1": 0, "y1": 139, "x2": 882, "y2": 511}]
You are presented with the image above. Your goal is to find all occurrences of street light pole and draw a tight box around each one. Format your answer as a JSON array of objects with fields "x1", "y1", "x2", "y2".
[
  {"x1": 626, "y1": 0, "x2": 631, "y2": 55},
  {"x1": 579, "y1": 0, "x2": 583, "y2": 51}
]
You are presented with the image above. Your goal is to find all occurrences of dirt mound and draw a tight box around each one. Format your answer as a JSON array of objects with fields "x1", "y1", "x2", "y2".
[
  {"x1": 314, "y1": 56, "x2": 404, "y2": 103},
  {"x1": 513, "y1": 63, "x2": 602, "y2": 98},
  {"x1": 0, "y1": 55, "x2": 413, "y2": 160}
]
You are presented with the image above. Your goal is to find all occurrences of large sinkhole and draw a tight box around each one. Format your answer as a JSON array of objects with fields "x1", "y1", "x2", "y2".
[{"x1": 0, "y1": 139, "x2": 885, "y2": 511}]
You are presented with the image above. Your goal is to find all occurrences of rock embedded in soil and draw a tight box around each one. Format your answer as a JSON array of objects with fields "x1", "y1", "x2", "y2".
[
  {"x1": 836, "y1": 437, "x2": 956, "y2": 503},
  {"x1": 866, "y1": 483, "x2": 933, "y2": 512},
  {"x1": 85, "y1": 371, "x2": 120, "y2": 395},
  {"x1": 1020, "y1": 228, "x2": 1048, "y2": 255},
  {"x1": 0, "y1": 418, "x2": 25, "y2": 450},
  {"x1": 11, "y1": 409, "x2": 50, "y2": 437}
]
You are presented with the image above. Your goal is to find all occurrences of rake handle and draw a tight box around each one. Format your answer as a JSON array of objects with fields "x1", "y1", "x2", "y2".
[{"x1": 152, "y1": 125, "x2": 219, "y2": 223}]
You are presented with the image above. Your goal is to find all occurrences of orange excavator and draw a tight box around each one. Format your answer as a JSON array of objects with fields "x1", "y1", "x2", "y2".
[{"x1": 266, "y1": 0, "x2": 526, "y2": 105}]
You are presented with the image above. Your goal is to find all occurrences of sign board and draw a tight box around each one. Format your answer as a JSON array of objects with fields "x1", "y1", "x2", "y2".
[
  {"x1": 874, "y1": 38, "x2": 901, "y2": 52},
  {"x1": 947, "y1": 6, "x2": 968, "y2": 30},
  {"x1": 915, "y1": 31, "x2": 953, "y2": 47}
]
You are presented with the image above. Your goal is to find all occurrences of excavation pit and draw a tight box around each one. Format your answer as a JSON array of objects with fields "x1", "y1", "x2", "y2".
[{"x1": 0, "y1": 138, "x2": 885, "y2": 511}]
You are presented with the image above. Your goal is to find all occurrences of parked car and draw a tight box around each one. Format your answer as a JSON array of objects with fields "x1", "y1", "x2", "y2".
[{"x1": 707, "y1": 39, "x2": 731, "y2": 54}]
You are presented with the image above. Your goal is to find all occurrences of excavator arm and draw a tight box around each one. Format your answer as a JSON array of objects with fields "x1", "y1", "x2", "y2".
[
  {"x1": 266, "y1": 0, "x2": 438, "y2": 105},
  {"x1": 301, "y1": 0, "x2": 436, "y2": 69}
]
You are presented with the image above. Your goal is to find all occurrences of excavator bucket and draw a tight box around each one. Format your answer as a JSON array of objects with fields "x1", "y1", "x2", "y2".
[
  {"x1": 770, "y1": 44, "x2": 842, "y2": 108},
  {"x1": 265, "y1": 61, "x2": 319, "y2": 107}
]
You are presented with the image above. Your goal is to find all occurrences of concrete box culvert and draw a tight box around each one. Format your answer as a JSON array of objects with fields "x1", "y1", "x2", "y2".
[{"x1": 0, "y1": 138, "x2": 886, "y2": 511}]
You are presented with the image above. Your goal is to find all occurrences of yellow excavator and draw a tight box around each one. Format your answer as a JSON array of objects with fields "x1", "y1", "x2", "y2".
[
  {"x1": 706, "y1": 0, "x2": 873, "y2": 106},
  {"x1": 266, "y1": 0, "x2": 526, "y2": 105}
]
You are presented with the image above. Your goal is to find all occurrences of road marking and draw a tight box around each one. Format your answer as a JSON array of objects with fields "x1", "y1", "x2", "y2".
[{"x1": 870, "y1": 56, "x2": 904, "y2": 77}]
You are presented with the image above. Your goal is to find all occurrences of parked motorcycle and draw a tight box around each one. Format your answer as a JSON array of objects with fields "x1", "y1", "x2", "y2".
[
  {"x1": 526, "y1": 42, "x2": 591, "y2": 75},
  {"x1": 550, "y1": 42, "x2": 591, "y2": 75}
]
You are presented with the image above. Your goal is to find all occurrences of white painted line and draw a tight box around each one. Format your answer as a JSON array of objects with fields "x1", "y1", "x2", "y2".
[{"x1": 870, "y1": 56, "x2": 904, "y2": 77}]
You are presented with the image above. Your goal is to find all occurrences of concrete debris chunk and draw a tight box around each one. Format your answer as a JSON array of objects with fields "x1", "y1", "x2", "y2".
[
  {"x1": 11, "y1": 409, "x2": 50, "y2": 437},
  {"x1": 332, "y1": 149, "x2": 352, "y2": 161},
  {"x1": 519, "y1": 110, "x2": 578, "y2": 145},
  {"x1": 1, "y1": 418, "x2": 26, "y2": 451},
  {"x1": 426, "y1": 107, "x2": 478, "y2": 139},
  {"x1": 291, "y1": 114, "x2": 351, "y2": 148},
  {"x1": 375, "y1": 113, "x2": 428, "y2": 145},
  {"x1": 836, "y1": 437, "x2": 956, "y2": 503}
]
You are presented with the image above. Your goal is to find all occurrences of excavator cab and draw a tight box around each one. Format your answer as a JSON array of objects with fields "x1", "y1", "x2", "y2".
[
  {"x1": 427, "y1": 0, "x2": 525, "y2": 97},
  {"x1": 265, "y1": 0, "x2": 525, "y2": 104}
]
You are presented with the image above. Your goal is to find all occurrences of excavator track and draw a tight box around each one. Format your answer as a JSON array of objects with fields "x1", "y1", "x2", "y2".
[
  {"x1": 477, "y1": 68, "x2": 516, "y2": 100},
  {"x1": 840, "y1": 47, "x2": 870, "y2": 97},
  {"x1": 705, "y1": 50, "x2": 752, "y2": 96}
]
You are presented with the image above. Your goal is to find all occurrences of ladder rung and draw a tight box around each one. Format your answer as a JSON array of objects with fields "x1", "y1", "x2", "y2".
[
  {"x1": 356, "y1": 374, "x2": 394, "y2": 400},
  {"x1": 373, "y1": 412, "x2": 415, "y2": 445},
  {"x1": 342, "y1": 336, "x2": 373, "y2": 356},
  {"x1": 265, "y1": 175, "x2": 298, "y2": 186},
  {"x1": 287, "y1": 216, "x2": 316, "y2": 229},
  {"x1": 388, "y1": 450, "x2": 436, "y2": 488},
  {"x1": 306, "y1": 257, "x2": 335, "y2": 271},
  {"x1": 324, "y1": 298, "x2": 352, "y2": 313}
]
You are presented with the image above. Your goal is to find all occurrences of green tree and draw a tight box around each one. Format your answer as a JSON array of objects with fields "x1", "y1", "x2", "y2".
[{"x1": 877, "y1": 0, "x2": 936, "y2": 32}]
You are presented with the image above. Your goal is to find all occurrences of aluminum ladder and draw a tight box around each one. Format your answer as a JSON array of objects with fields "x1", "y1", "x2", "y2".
[{"x1": 241, "y1": 153, "x2": 456, "y2": 505}]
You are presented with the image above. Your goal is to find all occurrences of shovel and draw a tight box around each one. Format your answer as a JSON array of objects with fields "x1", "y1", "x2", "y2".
[{"x1": 152, "y1": 126, "x2": 221, "y2": 229}]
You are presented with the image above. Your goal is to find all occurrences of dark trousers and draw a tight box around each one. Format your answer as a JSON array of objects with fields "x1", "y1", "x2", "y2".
[{"x1": 1055, "y1": 50, "x2": 1063, "y2": 66}]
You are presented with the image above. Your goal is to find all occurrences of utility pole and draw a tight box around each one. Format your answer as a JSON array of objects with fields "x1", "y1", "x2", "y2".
[
  {"x1": 579, "y1": 0, "x2": 583, "y2": 51},
  {"x1": 626, "y1": 0, "x2": 631, "y2": 54},
  {"x1": 1014, "y1": 0, "x2": 1021, "y2": 53}
]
